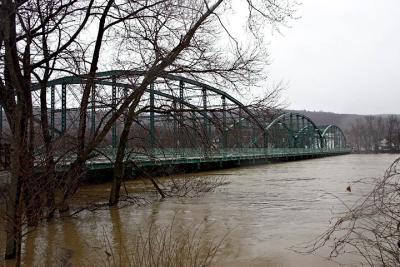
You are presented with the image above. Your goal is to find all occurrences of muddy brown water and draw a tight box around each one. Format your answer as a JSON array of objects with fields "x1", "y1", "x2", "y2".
[{"x1": 1, "y1": 154, "x2": 398, "y2": 267}]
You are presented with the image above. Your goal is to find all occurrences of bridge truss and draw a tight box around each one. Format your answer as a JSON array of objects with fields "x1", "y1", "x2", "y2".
[{"x1": 2, "y1": 70, "x2": 349, "y2": 170}]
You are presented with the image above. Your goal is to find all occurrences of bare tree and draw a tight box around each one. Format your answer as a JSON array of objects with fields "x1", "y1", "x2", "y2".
[
  {"x1": 107, "y1": 1, "x2": 291, "y2": 205},
  {"x1": 1, "y1": 0, "x2": 296, "y2": 263},
  {"x1": 347, "y1": 115, "x2": 400, "y2": 152},
  {"x1": 386, "y1": 115, "x2": 399, "y2": 150},
  {"x1": 0, "y1": 0, "x2": 98, "y2": 261}
]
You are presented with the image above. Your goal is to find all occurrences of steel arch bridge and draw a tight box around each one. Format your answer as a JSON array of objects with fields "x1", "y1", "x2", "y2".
[{"x1": 19, "y1": 70, "x2": 349, "y2": 171}]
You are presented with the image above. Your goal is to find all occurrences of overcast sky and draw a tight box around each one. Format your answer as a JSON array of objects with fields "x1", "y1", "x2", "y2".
[{"x1": 265, "y1": 0, "x2": 400, "y2": 115}]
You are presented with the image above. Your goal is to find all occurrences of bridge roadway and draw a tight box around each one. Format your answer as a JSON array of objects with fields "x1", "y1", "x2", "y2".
[{"x1": 80, "y1": 148, "x2": 351, "y2": 172}]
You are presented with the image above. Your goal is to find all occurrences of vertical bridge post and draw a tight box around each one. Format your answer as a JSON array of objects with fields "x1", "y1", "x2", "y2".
[
  {"x1": 123, "y1": 85, "x2": 128, "y2": 123},
  {"x1": 301, "y1": 117, "x2": 305, "y2": 150},
  {"x1": 202, "y1": 87, "x2": 208, "y2": 154},
  {"x1": 61, "y1": 84, "x2": 66, "y2": 134},
  {"x1": 179, "y1": 81, "x2": 184, "y2": 154},
  {"x1": 112, "y1": 76, "x2": 117, "y2": 150},
  {"x1": 222, "y1": 96, "x2": 227, "y2": 154},
  {"x1": 173, "y1": 100, "x2": 177, "y2": 155},
  {"x1": 91, "y1": 84, "x2": 96, "y2": 135},
  {"x1": 50, "y1": 85, "x2": 55, "y2": 138},
  {"x1": 237, "y1": 108, "x2": 242, "y2": 151},
  {"x1": 263, "y1": 130, "x2": 268, "y2": 155},
  {"x1": 149, "y1": 83, "x2": 155, "y2": 154},
  {"x1": 191, "y1": 111, "x2": 197, "y2": 154},
  {"x1": 289, "y1": 113, "x2": 293, "y2": 150},
  {"x1": 295, "y1": 114, "x2": 300, "y2": 149}
]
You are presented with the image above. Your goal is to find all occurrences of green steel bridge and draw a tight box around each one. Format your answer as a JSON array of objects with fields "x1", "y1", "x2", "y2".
[{"x1": 15, "y1": 70, "x2": 350, "y2": 173}]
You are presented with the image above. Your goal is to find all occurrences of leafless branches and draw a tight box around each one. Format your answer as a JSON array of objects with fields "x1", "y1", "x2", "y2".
[
  {"x1": 1, "y1": 0, "x2": 296, "y2": 263},
  {"x1": 304, "y1": 157, "x2": 400, "y2": 266},
  {"x1": 163, "y1": 176, "x2": 229, "y2": 198}
]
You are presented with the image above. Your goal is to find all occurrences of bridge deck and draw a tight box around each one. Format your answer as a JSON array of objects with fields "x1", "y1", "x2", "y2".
[{"x1": 81, "y1": 148, "x2": 351, "y2": 171}]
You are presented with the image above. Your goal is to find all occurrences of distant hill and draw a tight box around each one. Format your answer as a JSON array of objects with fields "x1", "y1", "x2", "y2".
[{"x1": 290, "y1": 110, "x2": 400, "y2": 132}]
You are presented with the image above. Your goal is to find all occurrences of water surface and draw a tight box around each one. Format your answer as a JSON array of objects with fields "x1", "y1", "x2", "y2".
[{"x1": 4, "y1": 154, "x2": 398, "y2": 266}]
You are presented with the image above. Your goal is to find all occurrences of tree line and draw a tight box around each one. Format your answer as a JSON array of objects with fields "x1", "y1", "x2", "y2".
[{"x1": 347, "y1": 115, "x2": 400, "y2": 152}]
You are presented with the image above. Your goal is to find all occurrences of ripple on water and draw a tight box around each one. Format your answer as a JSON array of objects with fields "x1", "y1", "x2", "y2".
[{"x1": 7, "y1": 154, "x2": 400, "y2": 267}]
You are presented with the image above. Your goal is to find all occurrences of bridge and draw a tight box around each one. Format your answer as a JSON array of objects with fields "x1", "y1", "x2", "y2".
[{"x1": 1, "y1": 70, "x2": 350, "y2": 173}]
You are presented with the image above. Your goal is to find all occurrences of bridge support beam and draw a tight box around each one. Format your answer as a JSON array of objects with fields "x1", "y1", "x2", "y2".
[
  {"x1": 191, "y1": 112, "x2": 197, "y2": 149},
  {"x1": 263, "y1": 131, "x2": 268, "y2": 154},
  {"x1": 179, "y1": 81, "x2": 184, "y2": 151},
  {"x1": 301, "y1": 117, "x2": 305, "y2": 149},
  {"x1": 173, "y1": 100, "x2": 178, "y2": 154},
  {"x1": 112, "y1": 77, "x2": 117, "y2": 149},
  {"x1": 222, "y1": 96, "x2": 227, "y2": 150},
  {"x1": 91, "y1": 84, "x2": 96, "y2": 135},
  {"x1": 123, "y1": 85, "x2": 128, "y2": 124},
  {"x1": 295, "y1": 114, "x2": 300, "y2": 148},
  {"x1": 202, "y1": 87, "x2": 208, "y2": 152},
  {"x1": 149, "y1": 83, "x2": 155, "y2": 152},
  {"x1": 61, "y1": 84, "x2": 66, "y2": 134},
  {"x1": 50, "y1": 85, "x2": 55, "y2": 138},
  {"x1": 251, "y1": 124, "x2": 256, "y2": 148},
  {"x1": 289, "y1": 113, "x2": 293, "y2": 148},
  {"x1": 237, "y1": 108, "x2": 242, "y2": 150}
]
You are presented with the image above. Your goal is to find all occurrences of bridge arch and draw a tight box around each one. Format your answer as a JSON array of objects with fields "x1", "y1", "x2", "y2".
[
  {"x1": 321, "y1": 125, "x2": 347, "y2": 149},
  {"x1": 37, "y1": 70, "x2": 264, "y2": 130},
  {"x1": 265, "y1": 112, "x2": 324, "y2": 149},
  {"x1": 31, "y1": 70, "x2": 265, "y2": 154}
]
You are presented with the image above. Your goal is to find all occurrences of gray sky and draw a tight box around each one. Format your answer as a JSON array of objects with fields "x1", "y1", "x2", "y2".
[{"x1": 266, "y1": 0, "x2": 400, "y2": 115}]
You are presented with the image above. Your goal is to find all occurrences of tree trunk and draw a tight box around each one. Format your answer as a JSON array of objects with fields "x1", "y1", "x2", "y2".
[
  {"x1": 4, "y1": 88, "x2": 36, "y2": 260},
  {"x1": 5, "y1": 130, "x2": 33, "y2": 261},
  {"x1": 60, "y1": 0, "x2": 114, "y2": 211},
  {"x1": 109, "y1": 109, "x2": 135, "y2": 206},
  {"x1": 59, "y1": 160, "x2": 85, "y2": 213},
  {"x1": 109, "y1": 101, "x2": 166, "y2": 205},
  {"x1": 40, "y1": 83, "x2": 56, "y2": 219},
  {"x1": 4, "y1": 171, "x2": 21, "y2": 260}
]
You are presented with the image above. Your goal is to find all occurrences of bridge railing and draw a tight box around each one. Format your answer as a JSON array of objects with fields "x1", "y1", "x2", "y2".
[
  {"x1": 81, "y1": 147, "x2": 351, "y2": 170},
  {"x1": 122, "y1": 147, "x2": 351, "y2": 161}
]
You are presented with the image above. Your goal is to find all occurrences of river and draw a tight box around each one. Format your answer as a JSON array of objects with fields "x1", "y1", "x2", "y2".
[{"x1": 3, "y1": 154, "x2": 399, "y2": 267}]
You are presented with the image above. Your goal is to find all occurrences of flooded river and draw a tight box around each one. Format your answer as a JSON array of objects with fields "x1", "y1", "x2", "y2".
[{"x1": 3, "y1": 154, "x2": 399, "y2": 266}]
